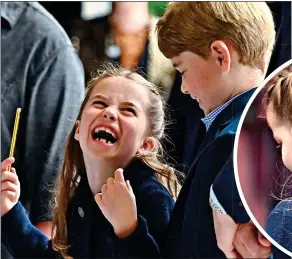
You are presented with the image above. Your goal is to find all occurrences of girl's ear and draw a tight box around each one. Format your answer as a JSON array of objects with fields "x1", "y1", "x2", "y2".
[
  {"x1": 74, "y1": 121, "x2": 80, "y2": 141},
  {"x1": 136, "y1": 137, "x2": 156, "y2": 156}
]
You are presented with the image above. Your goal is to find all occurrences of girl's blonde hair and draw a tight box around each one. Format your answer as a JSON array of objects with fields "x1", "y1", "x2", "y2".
[
  {"x1": 264, "y1": 67, "x2": 292, "y2": 200},
  {"x1": 266, "y1": 70, "x2": 292, "y2": 125},
  {"x1": 51, "y1": 64, "x2": 182, "y2": 258}
]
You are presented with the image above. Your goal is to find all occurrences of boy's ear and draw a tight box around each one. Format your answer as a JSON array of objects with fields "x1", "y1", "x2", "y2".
[
  {"x1": 74, "y1": 120, "x2": 80, "y2": 141},
  {"x1": 210, "y1": 40, "x2": 231, "y2": 73},
  {"x1": 136, "y1": 137, "x2": 156, "y2": 156}
]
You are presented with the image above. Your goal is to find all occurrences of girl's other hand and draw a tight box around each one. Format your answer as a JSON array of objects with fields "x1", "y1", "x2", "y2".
[
  {"x1": 95, "y1": 168, "x2": 138, "y2": 238},
  {"x1": 1, "y1": 157, "x2": 20, "y2": 216}
]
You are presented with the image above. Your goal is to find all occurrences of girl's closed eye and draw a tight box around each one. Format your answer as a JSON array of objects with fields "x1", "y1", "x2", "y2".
[
  {"x1": 93, "y1": 100, "x2": 107, "y2": 108},
  {"x1": 121, "y1": 107, "x2": 137, "y2": 116}
]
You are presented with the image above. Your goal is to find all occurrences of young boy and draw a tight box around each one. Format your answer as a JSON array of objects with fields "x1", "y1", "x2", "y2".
[{"x1": 156, "y1": 2, "x2": 275, "y2": 258}]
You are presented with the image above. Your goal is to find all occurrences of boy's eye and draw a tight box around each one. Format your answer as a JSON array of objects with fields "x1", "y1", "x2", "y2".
[{"x1": 121, "y1": 107, "x2": 136, "y2": 116}]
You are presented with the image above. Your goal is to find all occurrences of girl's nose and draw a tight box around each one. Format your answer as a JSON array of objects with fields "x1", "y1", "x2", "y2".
[{"x1": 102, "y1": 107, "x2": 118, "y2": 121}]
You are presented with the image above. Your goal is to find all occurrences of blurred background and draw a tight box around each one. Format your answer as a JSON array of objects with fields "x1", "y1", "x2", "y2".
[
  {"x1": 39, "y1": 1, "x2": 292, "y2": 175},
  {"x1": 40, "y1": 1, "x2": 175, "y2": 93},
  {"x1": 237, "y1": 64, "x2": 292, "y2": 228}
]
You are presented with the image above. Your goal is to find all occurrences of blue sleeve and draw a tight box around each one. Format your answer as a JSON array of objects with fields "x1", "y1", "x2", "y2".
[
  {"x1": 212, "y1": 154, "x2": 250, "y2": 224},
  {"x1": 113, "y1": 189, "x2": 174, "y2": 258},
  {"x1": 266, "y1": 199, "x2": 292, "y2": 259},
  {"x1": 1, "y1": 202, "x2": 57, "y2": 258}
]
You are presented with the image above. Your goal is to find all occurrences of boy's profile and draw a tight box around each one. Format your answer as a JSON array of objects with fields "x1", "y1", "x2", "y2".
[{"x1": 156, "y1": 2, "x2": 275, "y2": 258}]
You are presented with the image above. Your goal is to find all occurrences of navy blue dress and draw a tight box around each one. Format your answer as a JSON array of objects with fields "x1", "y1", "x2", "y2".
[
  {"x1": 2, "y1": 159, "x2": 174, "y2": 258},
  {"x1": 267, "y1": 198, "x2": 292, "y2": 259}
]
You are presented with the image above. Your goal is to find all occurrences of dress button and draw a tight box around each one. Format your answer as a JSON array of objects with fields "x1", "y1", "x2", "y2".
[{"x1": 78, "y1": 207, "x2": 84, "y2": 218}]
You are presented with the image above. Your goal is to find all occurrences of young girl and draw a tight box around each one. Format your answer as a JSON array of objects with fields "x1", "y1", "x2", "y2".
[
  {"x1": 1, "y1": 65, "x2": 181, "y2": 258},
  {"x1": 265, "y1": 71, "x2": 292, "y2": 257}
]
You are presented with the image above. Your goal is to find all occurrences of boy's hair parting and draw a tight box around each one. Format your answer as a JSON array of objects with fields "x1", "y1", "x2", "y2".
[
  {"x1": 156, "y1": 2, "x2": 275, "y2": 71},
  {"x1": 50, "y1": 63, "x2": 182, "y2": 259}
]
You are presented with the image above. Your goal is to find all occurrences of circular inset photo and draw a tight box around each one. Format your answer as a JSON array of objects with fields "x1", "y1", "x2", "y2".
[{"x1": 234, "y1": 60, "x2": 292, "y2": 258}]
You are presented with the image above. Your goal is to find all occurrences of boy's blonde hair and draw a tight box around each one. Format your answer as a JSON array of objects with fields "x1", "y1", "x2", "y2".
[{"x1": 156, "y1": 2, "x2": 275, "y2": 71}]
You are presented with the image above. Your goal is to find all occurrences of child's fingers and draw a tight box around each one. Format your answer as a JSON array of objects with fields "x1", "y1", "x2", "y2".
[
  {"x1": 126, "y1": 180, "x2": 133, "y2": 193},
  {"x1": 10, "y1": 167, "x2": 16, "y2": 174},
  {"x1": 106, "y1": 177, "x2": 115, "y2": 186},
  {"x1": 94, "y1": 193, "x2": 104, "y2": 208},
  {"x1": 1, "y1": 171, "x2": 18, "y2": 184},
  {"x1": 94, "y1": 193, "x2": 102, "y2": 202},
  {"x1": 1, "y1": 157, "x2": 15, "y2": 172},
  {"x1": 101, "y1": 184, "x2": 107, "y2": 194},
  {"x1": 114, "y1": 168, "x2": 124, "y2": 183},
  {"x1": 257, "y1": 231, "x2": 271, "y2": 247},
  {"x1": 2, "y1": 190, "x2": 17, "y2": 200},
  {"x1": 1, "y1": 181, "x2": 18, "y2": 193}
]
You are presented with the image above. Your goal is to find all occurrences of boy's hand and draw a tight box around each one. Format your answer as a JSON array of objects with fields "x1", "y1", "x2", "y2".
[
  {"x1": 1, "y1": 157, "x2": 20, "y2": 216},
  {"x1": 234, "y1": 221, "x2": 271, "y2": 258},
  {"x1": 95, "y1": 168, "x2": 138, "y2": 238},
  {"x1": 213, "y1": 210, "x2": 242, "y2": 258}
]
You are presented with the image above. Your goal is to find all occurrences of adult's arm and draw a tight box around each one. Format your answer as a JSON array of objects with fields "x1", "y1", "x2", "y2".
[{"x1": 18, "y1": 45, "x2": 84, "y2": 225}]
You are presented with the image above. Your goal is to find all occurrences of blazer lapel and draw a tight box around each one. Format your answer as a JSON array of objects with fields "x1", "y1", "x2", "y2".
[{"x1": 183, "y1": 88, "x2": 256, "y2": 184}]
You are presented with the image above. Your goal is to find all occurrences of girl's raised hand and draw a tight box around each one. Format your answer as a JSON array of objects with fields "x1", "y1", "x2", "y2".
[
  {"x1": 95, "y1": 168, "x2": 138, "y2": 238},
  {"x1": 1, "y1": 157, "x2": 20, "y2": 216}
]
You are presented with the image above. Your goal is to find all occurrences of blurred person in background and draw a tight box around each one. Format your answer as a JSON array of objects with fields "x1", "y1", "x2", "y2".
[
  {"x1": 41, "y1": 2, "x2": 150, "y2": 81},
  {"x1": 1, "y1": 1, "x2": 84, "y2": 257}
]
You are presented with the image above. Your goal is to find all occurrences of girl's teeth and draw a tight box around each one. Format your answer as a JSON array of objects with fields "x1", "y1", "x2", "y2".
[{"x1": 95, "y1": 138, "x2": 113, "y2": 145}]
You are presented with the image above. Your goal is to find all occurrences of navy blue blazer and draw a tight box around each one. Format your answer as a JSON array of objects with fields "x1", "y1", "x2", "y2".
[
  {"x1": 164, "y1": 89, "x2": 256, "y2": 258},
  {"x1": 1, "y1": 159, "x2": 174, "y2": 258},
  {"x1": 267, "y1": 199, "x2": 292, "y2": 259},
  {"x1": 212, "y1": 153, "x2": 250, "y2": 224}
]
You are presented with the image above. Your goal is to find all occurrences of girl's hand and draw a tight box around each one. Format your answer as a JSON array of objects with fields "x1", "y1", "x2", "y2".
[
  {"x1": 1, "y1": 157, "x2": 20, "y2": 216},
  {"x1": 95, "y1": 169, "x2": 138, "y2": 238}
]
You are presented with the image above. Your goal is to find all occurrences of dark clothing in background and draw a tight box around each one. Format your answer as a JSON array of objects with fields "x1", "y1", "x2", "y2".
[
  {"x1": 2, "y1": 159, "x2": 174, "y2": 258},
  {"x1": 1, "y1": 1, "x2": 84, "y2": 223},
  {"x1": 267, "y1": 2, "x2": 291, "y2": 75},
  {"x1": 165, "y1": 74, "x2": 205, "y2": 174},
  {"x1": 39, "y1": 2, "x2": 81, "y2": 38}
]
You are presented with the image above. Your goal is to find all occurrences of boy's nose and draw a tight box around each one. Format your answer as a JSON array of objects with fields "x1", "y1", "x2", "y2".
[
  {"x1": 102, "y1": 107, "x2": 118, "y2": 121},
  {"x1": 181, "y1": 82, "x2": 189, "y2": 94}
]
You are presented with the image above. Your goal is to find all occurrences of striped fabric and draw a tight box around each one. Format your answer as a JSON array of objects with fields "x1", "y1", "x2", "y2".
[{"x1": 201, "y1": 89, "x2": 250, "y2": 131}]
